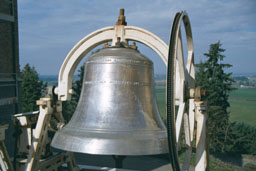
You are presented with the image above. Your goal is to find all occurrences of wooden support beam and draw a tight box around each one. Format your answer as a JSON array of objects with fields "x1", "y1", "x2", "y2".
[{"x1": 195, "y1": 101, "x2": 208, "y2": 171}]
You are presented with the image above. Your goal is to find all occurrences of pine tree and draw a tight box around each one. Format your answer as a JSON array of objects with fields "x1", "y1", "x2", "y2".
[
  {"x1": 196, "y1": 41, "x2": 234, "y2": 152},
  {"x1": 21, "y1": 64, "x2": 47, "y2": 112},
  {"x1": 73, "y1": 64, "x2": 84, "y2": 103}
]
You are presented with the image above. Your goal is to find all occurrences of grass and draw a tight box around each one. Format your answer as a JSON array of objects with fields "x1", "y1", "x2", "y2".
[
  {"x1": 155, "y1": 87, "x2": 256, "y2": 126},
  {"x1": 178, "y1": 151, "x2": 241, "y2": 170},
  {"x1": 229, "y1": 88, "x2": 256, "y2": 126},
  {"x1": 155, "y1": 86, "x2": 166, "y2": 123},
  {"x1": 208, "y1": 155, "x2": 241, "y2": 171}
]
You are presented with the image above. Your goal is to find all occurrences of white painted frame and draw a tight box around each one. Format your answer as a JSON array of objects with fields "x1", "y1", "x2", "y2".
[{"x1": 56, "y1": 26, "x2": 168, "y2": 101}]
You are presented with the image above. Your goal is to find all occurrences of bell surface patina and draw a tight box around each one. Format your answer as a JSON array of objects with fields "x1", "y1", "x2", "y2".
[{"x1": 51, "y1": 45, "x2": 168, "y2": 155}]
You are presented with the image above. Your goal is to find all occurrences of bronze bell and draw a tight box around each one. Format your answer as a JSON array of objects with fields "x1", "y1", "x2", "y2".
[{"x1": 51, "y1": 45, "x2": 168, "y2": 155}]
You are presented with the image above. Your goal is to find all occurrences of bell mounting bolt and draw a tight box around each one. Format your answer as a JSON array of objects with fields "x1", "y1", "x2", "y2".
[
  {"x1": 115, "y1": 37, "x2": 121, "y2": 46},
  {"x1": 116, "y1": 8, "x2": 127, "y2": 26}
]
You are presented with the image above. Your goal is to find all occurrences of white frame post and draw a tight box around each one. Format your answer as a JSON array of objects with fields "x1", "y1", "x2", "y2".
[
  {"x1": 195, "y1": 101, "x2": 208, "y2": 171},
  {"x1": 25, "y1": 97, "x2": 53, "y2": 171}
]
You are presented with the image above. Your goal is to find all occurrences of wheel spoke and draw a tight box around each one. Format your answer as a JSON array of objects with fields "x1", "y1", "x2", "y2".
[
  {"x1": 175, "y1": 102, "x2": 185, "y2": 143},
  {"x1": 184, "y1": 112, "x2": 191, "y2": 146},
  {"x1": 177, "y1": 30, "x2": 185, "y2": 81},
  {"x1": 189, "y1": 99, "x2": 195, "y2": 142},
  {"x1": 182, "y1": 146, "x2": 192, "y2": 170},
  {"x1": 186, "y1": 51, "x2": 195, "y2": 88}
]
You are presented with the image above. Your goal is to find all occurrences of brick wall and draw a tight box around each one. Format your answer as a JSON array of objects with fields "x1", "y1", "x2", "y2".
[
  {"x1": 0, "y1": 0, "x2": 20, "y2": 157},
  {"x1": 0, "y1": 0, "x2": 19, "y2": 77}
]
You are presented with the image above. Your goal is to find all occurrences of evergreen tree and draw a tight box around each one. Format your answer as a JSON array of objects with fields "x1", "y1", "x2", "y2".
[
  {"x1": 21, "y1": 64, "x2": 47, "y2": 112},
  {"x1": 73, "y1": 64, "x2": 84, "y2": 103},
  {"x1": 227, "y1": 123, "x2": 256, "y2": 155},
  {"x1": 195, "y1": 41, "x2": 234, "y2": 152}
]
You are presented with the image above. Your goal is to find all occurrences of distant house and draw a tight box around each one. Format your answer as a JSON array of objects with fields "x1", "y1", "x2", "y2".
[
  {"x1": 240, "y1": 85, "x2": 254, "y2": 88},
  {"x1": 0, "y1": 0, "x2": 21, "y2": 156}
]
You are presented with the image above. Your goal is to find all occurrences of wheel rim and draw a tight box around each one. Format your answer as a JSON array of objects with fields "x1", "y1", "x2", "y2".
[{"x1": 167, "y1": 11, "x2": 195, "y2": 171}]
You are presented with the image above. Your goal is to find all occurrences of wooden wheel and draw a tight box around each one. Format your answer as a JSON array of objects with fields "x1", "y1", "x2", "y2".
[{"x1": 167, "y1": 11, "x2": 195, "y2": 171}]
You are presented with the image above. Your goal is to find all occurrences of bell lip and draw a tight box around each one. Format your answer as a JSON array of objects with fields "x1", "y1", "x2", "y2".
[{"x1": 51, "y1": 127, "x2": 168, "y2": 156}]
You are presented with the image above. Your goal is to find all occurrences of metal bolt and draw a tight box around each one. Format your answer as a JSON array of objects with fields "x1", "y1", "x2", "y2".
[
  {"x1": 68, "y1": 89, "x2": 74, "y2": 94},
  {"x1": 131, "y1": 42, "x2": 137, "y2": 50},
  {"x1": 194, "y1": 87, "x2": 207, "y2": 101},
  {"x1": 115, "y1": 37, "x2": 121, "y2": 46},
  {"x1": 120, "y1": 8, "x2": 124, "y2": 16},
  {"x1": 116, "y1": 8, "x2": 127, "y2": 26},
  {"x1": 104, "y1": 42, "x2": 109, "y2": 48}
]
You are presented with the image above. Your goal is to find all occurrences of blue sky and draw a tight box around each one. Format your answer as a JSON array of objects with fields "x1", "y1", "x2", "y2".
[{"x1": 18, "y1": 0, "x2": 256, "y2": 75}]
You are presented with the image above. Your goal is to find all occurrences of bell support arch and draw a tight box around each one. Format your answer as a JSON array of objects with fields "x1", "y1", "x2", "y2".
[{"x1": 57, "y1": 25, "x2": 169, "y2": 101}]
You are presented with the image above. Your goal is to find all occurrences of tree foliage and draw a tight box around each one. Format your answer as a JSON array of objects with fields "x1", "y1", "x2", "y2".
[
  {"x1": 196, "y1": 41, "x2": 234, "y2": 152},
  {"x1": 225, "y1": 122, "x2": 256, "y2": 155},
  {"x1": 73, "y1": 64, "x2": 84, "y2": 103},
  {"x1": 21, "y1": 64, "x2": 47, "y2": 112}
]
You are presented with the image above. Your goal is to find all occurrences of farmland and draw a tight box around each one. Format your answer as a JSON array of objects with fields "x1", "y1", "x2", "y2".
[
  {"x1": 228, "y1": 88, "x2": 256, "y2": 126},
  {"x1": 155, "y1": 86, "x2": 256, "y2": 126}
]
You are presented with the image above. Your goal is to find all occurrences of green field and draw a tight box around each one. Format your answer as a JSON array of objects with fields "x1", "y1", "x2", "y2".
[
  {"x1": 155, "y1": 86, "x2": 167, "y2": 123},
  {"x1": 155, "y1": 87, "x2": 256, "y2": 126},
  {"x1": 229, "y1": 88, "x2": 256, "y2": 126}
]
